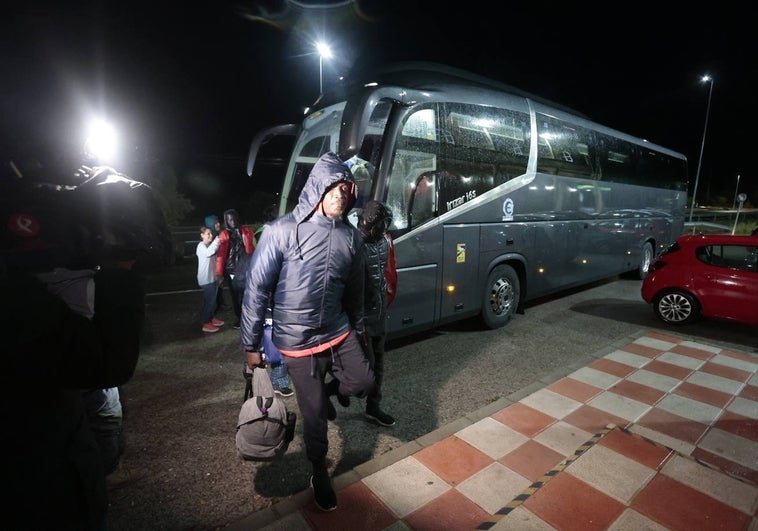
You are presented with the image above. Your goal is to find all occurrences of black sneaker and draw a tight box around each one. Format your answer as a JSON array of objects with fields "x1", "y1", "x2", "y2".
[
  {"x1": 365, "y1": 408, "x2": 395, "y2": 427},
  {"x1": 335, "y1": 392, "x2": 350, "y2": 408},
  {"x1": 326, "y1": 399, "x2": 336, "y2": 421},
  {"x1": 310, "y1": 471, "x2": 337, "y2": 511},
  {"x1": 232, "y1": 321, "x2": 241, "y2": 329},
  {"x1": 275, "y1": 387, "x2": 294, "y2": 397}
]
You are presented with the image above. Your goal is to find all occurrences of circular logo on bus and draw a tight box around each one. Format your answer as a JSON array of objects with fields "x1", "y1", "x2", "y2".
[{"x1": 502, "y1": 198, "x2": 514, "y2": 219}]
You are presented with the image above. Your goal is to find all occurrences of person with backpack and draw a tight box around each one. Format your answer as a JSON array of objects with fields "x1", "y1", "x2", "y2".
[
  {"x1": 357, "y1": 200, "x2": 398, "y2": 427},
  {"x1": 215, "y1": 209, "x2": 255, "y2": 329},
  {"x1": 240, "y1": 152, "x2": 375, "y2": 512}
]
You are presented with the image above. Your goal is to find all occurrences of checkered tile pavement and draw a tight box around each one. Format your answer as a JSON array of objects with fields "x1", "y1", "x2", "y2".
[{"x1": 234, "y1": 331, "x2": 758, "y2": 531}]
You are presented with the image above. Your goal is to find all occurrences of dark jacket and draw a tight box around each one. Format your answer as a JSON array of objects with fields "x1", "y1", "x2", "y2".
[
  {"x1": 240, "y1": 152, "x2": 365, "y2": 353},
  {"x1": 362, "y1": 234, "x2": 396, "y2": 336},
  {"x1": 358, "y1": 200, "x2": 398, "y2": 336},
  {"x1": 2, "y1": 268, "x2": 145, "y2": 529}
]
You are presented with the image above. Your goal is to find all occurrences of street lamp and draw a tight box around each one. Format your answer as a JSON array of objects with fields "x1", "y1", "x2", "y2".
[
  {"x1": 688, "y1": 75, "x2": 714, "y2": 226},
  {"x1": 316, "y1": 41, "x2": 332, "y2": 95},
  {"x1": 732, "y1": 193, "x2": 748, "y2": 235},
  {"x1": 732, "y1": 174, "x2": 741, "y2": 209}
]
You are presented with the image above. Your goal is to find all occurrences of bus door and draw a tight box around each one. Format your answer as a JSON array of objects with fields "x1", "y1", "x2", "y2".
[
  {"x1": 383, "y1": 146, "x2": 443, "y2": 339},
  {"x1": 386, "y1": 227, "x2": 442, "y2": 339},
  {"x1": 441, "y1": 224, "x2": 480, "y2": 323}
]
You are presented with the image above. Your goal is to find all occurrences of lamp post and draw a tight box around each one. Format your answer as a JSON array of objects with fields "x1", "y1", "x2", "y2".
[
  {"x1": 316, "y1": 41, "x2": 332, "y2": 95},
  {"x1": 688, "y1": 75, "x2": 714, "y2": 226},
  {"x1": 732, "y1": 193, "x2": 748, "y2": 235},
  {"x1": 732, "y1": 174, "x2": 741, "y2": 209}
]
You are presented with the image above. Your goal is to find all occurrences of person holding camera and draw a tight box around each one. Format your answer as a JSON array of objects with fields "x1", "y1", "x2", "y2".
[{"x1": 1, "y1": 165, "x2": 165, "y2": 530}]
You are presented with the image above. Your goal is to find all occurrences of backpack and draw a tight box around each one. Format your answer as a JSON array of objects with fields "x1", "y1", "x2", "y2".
[{"x1": 236, "y1": 365, "x2": 296, "y2": 461}]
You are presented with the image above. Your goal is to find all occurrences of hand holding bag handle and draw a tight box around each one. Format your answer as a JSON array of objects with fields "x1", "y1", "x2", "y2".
[
  {"x1": 252, "y1": 364, "x2": 276, "y2": 398},
  {"x1": 242, "y1": 363, "x2": 275, "y2": 402}
]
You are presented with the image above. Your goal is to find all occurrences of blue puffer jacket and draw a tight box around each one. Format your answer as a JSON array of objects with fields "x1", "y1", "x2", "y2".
[{"x1": 240, "y1": 152, "x2": 365, "y2": 354}]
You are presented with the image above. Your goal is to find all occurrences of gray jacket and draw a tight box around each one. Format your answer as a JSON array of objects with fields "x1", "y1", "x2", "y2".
[{"x1": 240, "y1": 152, "x2": 365, "y2": 353}]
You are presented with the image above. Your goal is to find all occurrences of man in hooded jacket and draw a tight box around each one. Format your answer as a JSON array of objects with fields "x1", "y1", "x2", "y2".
[{"x1": 240, "y1": 152, "x2": 374, "y2": 512}]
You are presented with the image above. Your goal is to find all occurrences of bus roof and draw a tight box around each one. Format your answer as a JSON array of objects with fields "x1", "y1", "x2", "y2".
[{"x1": 318, "y1": 61, "x2": 588, "y2": 118}]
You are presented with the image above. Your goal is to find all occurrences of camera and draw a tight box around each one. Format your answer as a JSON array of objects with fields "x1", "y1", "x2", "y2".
[{"x1": 2, "y1": 164, "x2": 174, "y2": 273}]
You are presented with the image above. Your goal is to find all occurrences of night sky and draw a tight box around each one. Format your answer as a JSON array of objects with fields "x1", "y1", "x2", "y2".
[{"x1": 2, "y1": 1, "x2": 755, "y2": 215}]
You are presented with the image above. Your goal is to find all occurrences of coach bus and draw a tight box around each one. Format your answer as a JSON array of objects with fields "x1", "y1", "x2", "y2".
[{"x1": 247, "y1": 62, "x2": 688, "y2": 340}]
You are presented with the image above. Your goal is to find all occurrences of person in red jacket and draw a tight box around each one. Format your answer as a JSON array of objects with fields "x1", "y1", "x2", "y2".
[{"x1": 215, "y1": 209, "x2": 255, "y2": 328}]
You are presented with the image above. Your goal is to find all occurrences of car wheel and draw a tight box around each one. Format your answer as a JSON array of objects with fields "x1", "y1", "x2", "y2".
[
  {"x1": 481, "y1": 265, "x2": 520, "y2": 329},
  {"x1": 652, "y1": 290, "x2": 701, "y2": 325}
]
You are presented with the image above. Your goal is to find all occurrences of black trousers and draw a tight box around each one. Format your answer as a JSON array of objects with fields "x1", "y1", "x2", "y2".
[
  {"x1": 284, "y1": 331, "x2": 374, "y2": 465},
  {"x1": 223, "y1": 272, "x2": 244, "y2": 321},
  {"x1": 364, "y1": 334, "x2": 386, "y2": 412},
  {"x1": 215, "y1": 282, "x2": 226, "y2": 312}
]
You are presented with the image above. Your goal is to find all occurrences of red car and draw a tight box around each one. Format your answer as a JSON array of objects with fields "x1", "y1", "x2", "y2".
[{"x1": 641, "y1": 233, "x2": 758, "y2": 326}]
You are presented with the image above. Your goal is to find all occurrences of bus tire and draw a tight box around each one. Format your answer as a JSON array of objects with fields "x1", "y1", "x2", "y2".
[
  {"x1": 625, "y1": 240, "x2": 655, "y2": 280},
  {"x1": 481, "y1": 265, "x2": 519, "y2": 329},
  {"x1": 638, "y1": 241, "x2": 654, "y2": 280}
]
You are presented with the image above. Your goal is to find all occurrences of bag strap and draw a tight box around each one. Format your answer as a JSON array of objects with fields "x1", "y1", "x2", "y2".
[
  {"x1": 242, "y1": 366, "x2": 276, "y2": 403},
  {"x1": 243, "y1": 367, "x2": 253, "y2": 402},
  {"x1": 255, "y1": 396, "x2": 274, "y2": 416},
  {"x1": 239, "y1": 413, "x2": 287, "y2": 428},
  {"x1": 252, "y1": 365, "x2": 276, "y2": 397}
]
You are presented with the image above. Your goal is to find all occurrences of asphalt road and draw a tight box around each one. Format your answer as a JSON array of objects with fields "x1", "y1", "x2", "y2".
[{"x1": 106, "y1": 262, "x2": 757, "y2": 530}]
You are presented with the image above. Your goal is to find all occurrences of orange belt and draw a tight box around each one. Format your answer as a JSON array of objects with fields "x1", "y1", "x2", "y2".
[{"x1": 279, "y1": 330, "x2": 350, "y2": 358}]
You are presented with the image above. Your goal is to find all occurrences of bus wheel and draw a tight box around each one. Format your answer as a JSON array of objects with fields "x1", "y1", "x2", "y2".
[
  {"x1": 482, "y1": 265, "x2": 519, "y2": 329},
  {"x1": 638, "y1": 241, "x2": 654, "y2": 279}
]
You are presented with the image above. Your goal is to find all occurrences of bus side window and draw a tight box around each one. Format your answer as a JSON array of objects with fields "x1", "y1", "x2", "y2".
[
  {"x1": 300, "y1": 135, "x2": 331, "y2": 158},
  {"x1": 536, "y1": 115, "x2": 594, "y2": 178},
  {"x1": 438, "y1": 170, "x2": 463, "y2": 213},
  {"x1": 437, "y1": 162, "x2": 495, "y2": 212}
]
